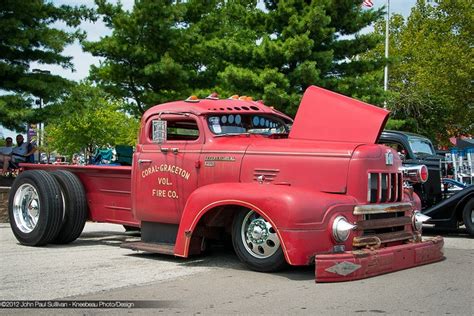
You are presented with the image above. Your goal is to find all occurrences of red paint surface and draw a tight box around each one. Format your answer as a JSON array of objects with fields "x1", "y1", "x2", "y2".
[
  {"x1": 290, "y1": 86, "x2": 389, "y2": 143},
  {"x1": 315, "y1": 236, "x2": 444, "y2": 282},
  {"x1": 20, "y1": 86, "x2": 443, "y2": 281}
]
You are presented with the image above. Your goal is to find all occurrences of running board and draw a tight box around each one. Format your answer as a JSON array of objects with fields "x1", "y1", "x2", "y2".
[{"x1": 121, "y1": 241, "x2": 175, "y2": 255}]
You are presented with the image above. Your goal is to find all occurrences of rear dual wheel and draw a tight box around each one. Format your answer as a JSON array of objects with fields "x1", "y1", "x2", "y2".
[
  {"x1": 9, "y1": 171, "x2": 63, "y2": 246},
  {"x1": 50, "y1": 170, "x2": 88, "y2": 244},
  {"x1": 9, "y1": 170, "x2": 87, "y2": 246}
]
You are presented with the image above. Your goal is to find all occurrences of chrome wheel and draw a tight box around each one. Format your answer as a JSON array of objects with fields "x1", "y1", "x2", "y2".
[
  {"x1": 241, "y1": 211, "x2": 280, "y2": 259},
  {"x1": 12, "y1": 183, "x2": 40, "y2": 233}
]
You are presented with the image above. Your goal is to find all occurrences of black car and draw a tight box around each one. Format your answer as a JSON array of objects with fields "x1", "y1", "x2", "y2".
[{"x1": 379, "y1": 130, "x2": 473, "y2": 236}]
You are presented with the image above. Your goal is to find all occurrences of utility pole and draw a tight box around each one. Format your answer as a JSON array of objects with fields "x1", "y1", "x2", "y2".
[
  {"x1": 383, "y1": 0, "x2": 390, "y2": 109},
  {"x1": 32, "y1": 68, "x2": 51, "y2": 163}
]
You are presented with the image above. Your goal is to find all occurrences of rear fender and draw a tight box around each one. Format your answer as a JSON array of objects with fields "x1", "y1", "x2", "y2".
[{"x1": 174, "y1": 183, "x2": 357, "y2": 263}]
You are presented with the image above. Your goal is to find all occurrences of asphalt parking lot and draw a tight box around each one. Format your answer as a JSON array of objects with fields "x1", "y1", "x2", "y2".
[{"x1": 0, "y1": 222, "x2": 473, "y2": 315}]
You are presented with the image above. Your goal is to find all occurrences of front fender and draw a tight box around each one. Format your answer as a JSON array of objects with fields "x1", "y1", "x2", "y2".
[
  {"x1": 424, "y1": 186, "x2": 474, "y2": 224},
  {"x1": 174, "y1": 182, "x2": 357, "y2": 262}
]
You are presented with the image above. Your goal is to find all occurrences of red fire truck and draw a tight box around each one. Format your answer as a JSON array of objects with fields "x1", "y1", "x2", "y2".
[{"x1": 8, "y1": 86, "x2": 444, "y2": 282}]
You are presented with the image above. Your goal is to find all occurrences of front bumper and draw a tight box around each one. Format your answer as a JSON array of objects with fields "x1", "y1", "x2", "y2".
[{"x1": 315, "y1": 236, "x2": 444, "y2": 282}]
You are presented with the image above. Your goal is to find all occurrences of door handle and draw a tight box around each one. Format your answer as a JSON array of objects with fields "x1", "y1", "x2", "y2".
[
  {"x1": 171, "y1": 148, "x2": 179, "y2": 154},
  {"x1": 138, "y1": 159, "x2": 152, "y2": 165},
  {"x1": 160, "y1": 147, "x2": 169, "y2": 153}
]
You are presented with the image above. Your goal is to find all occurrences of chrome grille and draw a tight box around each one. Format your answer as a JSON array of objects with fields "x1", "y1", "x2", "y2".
[
  {"x1": 367, "y1": 172, "x2": 402, "y2": 203},
  {"x1": 353, "y1": 202, "x2": 418, "y2": 248},
  {"x1": 253, "y1": 169, "x2": 279, "y2": 183}
]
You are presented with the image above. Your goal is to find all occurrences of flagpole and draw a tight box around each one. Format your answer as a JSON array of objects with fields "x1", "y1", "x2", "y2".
[{"x1": 383, "y1": 0, "x2": 390, "y2": 109}]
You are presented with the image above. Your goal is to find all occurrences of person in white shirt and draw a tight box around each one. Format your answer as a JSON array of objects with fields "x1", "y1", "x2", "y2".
[
  {"x1": 0, "y1": 137, "x2": 13, "y2": 155},
  {"x1": 1, "y1": 135, "x2": 36, "y2": 175},
  {"x1": 0, "y1": 137, "x2": 14, "y2": 175}
]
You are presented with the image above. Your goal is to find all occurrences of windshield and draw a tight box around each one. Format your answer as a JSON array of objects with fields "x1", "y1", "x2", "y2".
[
  {"x1": 408, "y1": 137, "x2": 435, "y2": 155},
  {"x1": 207, "y1": 114, "x2": 289, "y2": 136}
]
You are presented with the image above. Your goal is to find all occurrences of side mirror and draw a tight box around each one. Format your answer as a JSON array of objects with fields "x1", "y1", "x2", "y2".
[
  {"x1": 152, "y1": 120, "x2": 167, "y2": 144},
  {"x1": 398, "y1": 152, "x2": 406, "y2": 161}
]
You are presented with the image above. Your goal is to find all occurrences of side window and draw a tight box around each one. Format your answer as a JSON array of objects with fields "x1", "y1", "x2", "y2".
[
  {"x1": 150, "y1": 118, "x2": 200, "y2": 142},
  {"x1": 382, "y1": 141, "x2": 407, "y2": 159}
]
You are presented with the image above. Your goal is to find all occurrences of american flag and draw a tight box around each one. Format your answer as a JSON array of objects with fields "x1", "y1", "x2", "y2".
[{"x1": 362, "y1": 0, "x2": 374, "y2": 8}]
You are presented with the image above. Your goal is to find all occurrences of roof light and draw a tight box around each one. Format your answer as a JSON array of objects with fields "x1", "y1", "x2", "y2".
[
  {"x1": 244, "y1": 96, "x2": 253, "y2": 101},
  {"x1": 228, "y1": 95, "x2": 239, "y2": 100},
  {"x1": 238, "y1": 96, "x2": 247, "y2": 100},
  {"x1": 206, "y1": 92, "x2": 219, "y2": 100},
  {"x1": 185, "y1": 95, "x2": 199, "y2": 103}
]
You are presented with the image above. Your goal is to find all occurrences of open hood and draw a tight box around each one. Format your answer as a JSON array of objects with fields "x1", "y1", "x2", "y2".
[{"x1": 289, "y1": 86, "x2": 389, "y2": 144}]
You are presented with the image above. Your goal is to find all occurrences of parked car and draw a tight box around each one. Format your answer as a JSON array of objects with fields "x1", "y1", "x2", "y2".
[{"x1": 379, "y1": 131, "x2": 473, "y2": 236}]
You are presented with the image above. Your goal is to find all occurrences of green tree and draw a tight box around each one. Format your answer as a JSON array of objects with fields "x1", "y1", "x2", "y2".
[
  {"x1": 217, "y1": 0, "x2": 386, "y2": 115},
  {"x1": 0, "y1": 0, "x2": 93, "y2": 131},
  {"x1": 84, "y1": 0, "x2": 196, "y2": 116},
  {"x1": 370, "y1": 0, "x2": 473, "y2": 144},
  {"x1": 85, "y1": 0, "x2": 385, "y2": 117},
  {"x1": 45, "y1": 83, "x2": 139, "y2": 158}
]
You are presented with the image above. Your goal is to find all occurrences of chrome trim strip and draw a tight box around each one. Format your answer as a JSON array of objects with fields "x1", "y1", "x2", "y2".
[
  {"x1": 367, "y1": 173, "x2": 371, "y2": 203},
  {"x1": 354, "y1": 202, "x2": 412, "y2": 215},
  {"x1": 141, "y1": 149, "x2": 245, "y2": 154},
  {"x1": 394, "y1": 173, "x2": 399, "y2": 201},
  {"x1": 254, "y1": 168, "x2": 280, "y2": 173},
  {"x1": 387, "y1": 173, "x2": 392, "y2": 201},
  {"x1": 397, "y1": 173, "x2": 403, "y2": 201},
  {"x1": 140, "y1": 149, "x2": 351, "y2": 158},
  {"x1": 246, "y1": 151, "x2": 351, "y2": 158},
  {"x1": 377, "y1": 173, "x2": 382, "y2": 203},
  {"x1": 99, "y1": 189, "x2": 131, "y2": 195},
  {"x1": 104, "y1": 205, "x2": 132, "y2": 211}
]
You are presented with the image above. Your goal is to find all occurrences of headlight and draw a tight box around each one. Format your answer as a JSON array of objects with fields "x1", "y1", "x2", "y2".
[
  {"x1": 412, "y1": 211, "x2": 431, "y2": 232},
  {"x1": 332, "y1": 216, "x2": 356, "y2": 242}
]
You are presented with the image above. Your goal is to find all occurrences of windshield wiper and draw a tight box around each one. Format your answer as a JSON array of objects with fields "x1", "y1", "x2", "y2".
[{"x1": 214, "y1": 132, "x2": 250, "y2": 138}]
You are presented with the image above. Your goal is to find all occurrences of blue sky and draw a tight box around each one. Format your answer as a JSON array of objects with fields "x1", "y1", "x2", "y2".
[
  {"x1": 1, "y1": 0, "x2": 418, "y2": 139},
  {"x1": 42, "y1": 0, "x2": 417, "y2": 82}
]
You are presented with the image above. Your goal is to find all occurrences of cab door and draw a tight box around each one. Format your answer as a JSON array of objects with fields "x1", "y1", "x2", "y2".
[{"x1": 133, "y1": 114, "x2": 203, "y2": 224}]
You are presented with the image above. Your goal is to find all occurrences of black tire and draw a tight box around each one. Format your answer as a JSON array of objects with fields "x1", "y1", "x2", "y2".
[
  {"x1": 462, "y1": 198, "x2": 474, "y2": 237},
  {"x1": 8, "y1": 170, "x2": 63, "y2": 246},
  {"x1": 232, "y1": 209, "x2": 287, "y2": 272},
  {"x1": 50, "y1": 170, "x2": 88, "y2": 244}
]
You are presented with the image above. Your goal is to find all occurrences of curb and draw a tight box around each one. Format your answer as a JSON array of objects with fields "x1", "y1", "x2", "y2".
[{"x1": 0, "y1": 186, "x2": 10, "y2": 223}]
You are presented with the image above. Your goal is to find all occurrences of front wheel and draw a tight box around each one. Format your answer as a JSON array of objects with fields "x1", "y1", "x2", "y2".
[
  {"x1": 462, "y1": 198, "x2": 474, "y2": 237},
  {"x1": 232, "y1": 210, "x2": 287, "y2": 272}
]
